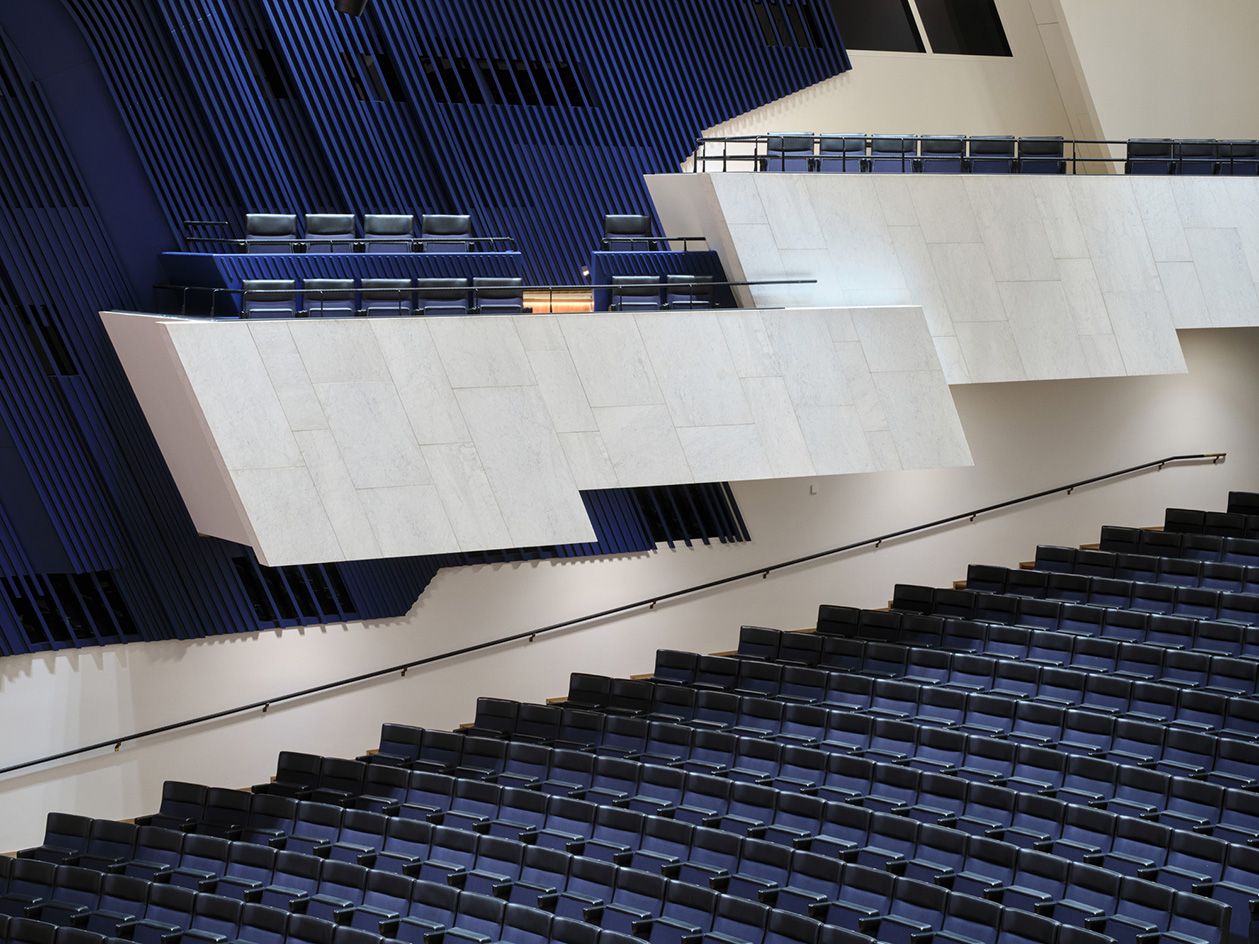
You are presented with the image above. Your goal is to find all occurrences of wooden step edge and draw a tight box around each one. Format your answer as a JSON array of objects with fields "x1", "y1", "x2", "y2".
[
  {"x1": 545, "y1": 696, "x2": 568, "y2": 705},
  {"x1": 1020, "y1": 561, "x2": 1035, "y2": 570},
  {"x1": 456, "y1": 722, "x2": 476, "y2": 731},
  {"x1": 1078, "y1": 543, "x2": 1101, "y2": 550},
  {"x1": 630, "y1": 672, "x2": 655, "y2": 681},
  {"x1": 952, "y1": 580, "x2": 967, "y2": 590}
]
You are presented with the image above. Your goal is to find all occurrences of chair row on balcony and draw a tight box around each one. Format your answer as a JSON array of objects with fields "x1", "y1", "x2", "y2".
[
  {"x1": 230, "y1": 214, "x2": 503, "y2": 255},
  {"x1": 237, "y1": 278, "x2": 526, "y2": 319},
  {"x1": 751, "y1": 135, "x2": 1259, "y2": 176},
  {"x1": 607, "y1": 275, "x2": 716, "y2": 312}
]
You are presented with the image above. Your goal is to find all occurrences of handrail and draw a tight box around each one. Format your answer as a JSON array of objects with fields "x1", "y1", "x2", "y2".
[
  {"x1": 151, "y1": 278, "x2": 817, "y2": 318},
  {"x1": 184, "y1": 235, "x2": 521, "y2": 254},
  {"x1": 688, "y1": 132, "x2": 1259, "y2": 175},
  {"x1": 0, "y1": 451, "x2": 1226, "y2": 779}
]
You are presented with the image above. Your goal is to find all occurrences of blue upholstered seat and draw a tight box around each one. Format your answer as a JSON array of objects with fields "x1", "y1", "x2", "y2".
[
  {"x1": 304, "y1": 214, "x2": 356, "y2": 253},
  {"x1": 242, "y1": 279, "x2": 297, "y2": 318},
  {"x1": 816, "y1": 135, "x2": 866, "y2": 174},
  {"x1": 363, "y1": 214, "x2": 414, "y2": 253},
  {"x1": 869, "y1": 135, "x2": 916, "y2": 174},
  {"x1": 246, "y1": 214, "x2": 298, "y2": 254},
  {"x1": 762, "y1": 134, "x2": 814, "y2": 173},
  {"x1": 421, "y1": 214, "x2": 472, "y2": 253}
]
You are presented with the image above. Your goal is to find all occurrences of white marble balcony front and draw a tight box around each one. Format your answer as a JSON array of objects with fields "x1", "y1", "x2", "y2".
[
  {"x1": 647, "y1": 173, "x2": 1259, "y2": 385},
  {"x1": 103, "y1": 306, "x2": 972, "y2": 566}
]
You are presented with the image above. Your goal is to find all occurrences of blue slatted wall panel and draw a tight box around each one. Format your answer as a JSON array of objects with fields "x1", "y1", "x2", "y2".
[{"x1": 0, "y1": 1, "x2": 845, "y2": 655}]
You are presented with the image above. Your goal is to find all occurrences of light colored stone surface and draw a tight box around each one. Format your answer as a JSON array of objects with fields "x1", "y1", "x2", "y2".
[
  {"x1": 107, "y1": 307, "x2": 973, "y2": 565},
  {"x1": 648, "y1": 172, "x2": 1259, "y2": 383}
]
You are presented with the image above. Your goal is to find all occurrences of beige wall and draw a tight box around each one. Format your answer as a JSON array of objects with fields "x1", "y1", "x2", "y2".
[
  {"x1": 2, "y1": 327, "x2": 1256, "y2": 853},
  {"x1": 702, "y1": 0, "x2": 1072, "y2": 149},
  {"x1": 1049, "y1": 0, "x2": 1259, "y2": 142}
]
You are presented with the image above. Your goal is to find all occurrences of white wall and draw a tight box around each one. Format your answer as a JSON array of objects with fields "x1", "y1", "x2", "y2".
[
  {"x1": 1, "y1": 327, "x2": 1256, "y2": 853},
  {"x1": 702, "y1": 0, "x2": 1071, "y2": 148},
  {"x1": 1049, "y1": 0, "x2": 1259, "y2": 142}
]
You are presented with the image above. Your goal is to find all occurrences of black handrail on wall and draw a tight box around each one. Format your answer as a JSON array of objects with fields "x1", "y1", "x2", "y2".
[{"x1": 0, "y1": 451, "x2": 1226, "y2": 778}]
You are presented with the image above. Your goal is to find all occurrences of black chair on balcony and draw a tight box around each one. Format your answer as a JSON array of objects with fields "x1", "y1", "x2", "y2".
[
  {"x1": 1175, "y1": 140, "x2": 1219, "y2": 176},
  {"x1": 473, "y1": 277, "x2": 526, "y2": 314},
  {"x1": 246, "y1": 214, "x2": 298, "y2": 254},
  {"x1": 1126, "y1": 139, "x2": 1176, "y2": 175},
  {"x1": 665, "y1": 274, "x2": 715, "y2": 310},
  {"x1": 870, "y1": 135, "x2": 917, "y2": 173},
  {"x1": 919, "y1": 136, "x2": 966, "y2": 173},
  {"x1": 1221, "y1": 140, "x2": 1259, "y2": 177},
  {"x1": 609, "y1": 275, "x2": 662, "y2": 312},
  {"x1": 360, "y1": 278, "x2": 413, "y2": 317},
  {"x1": 604, "y1": 214, "x2": 654, "y2": 252},
  {"x1": 416, "y1": 278, "x2": 470, "y2": 317},
  {"x1": 242, "y1": 280, "x2": 298, "y2": 319},
  {"x1": 1018, "y1": 137, "x2": 1066, "y2": 174},
  {"x1": 816, "y1": 135, "x2": 866, "y2": 174},
  {"x1": 305, "y1": 214, "x2": 356, "y2": 253},
  {"x1": 762, "y1": 134, "x2": 814, "y2": 173},
  {"x1": 363, "y1": 214, "x2": 414, "y2": 253},
  {"x1": 303, "y1": 279, "x2": 356, "y2": 318},
  {"x1": 968, "y1": 136, "x2": 1016, "y2": 174},
  {"x1": 422, "y1": 215, "x2": 473, "y2": 253}
]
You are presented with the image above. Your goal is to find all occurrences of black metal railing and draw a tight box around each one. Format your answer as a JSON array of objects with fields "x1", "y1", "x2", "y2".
[
  {"x1": 599, "y1": 235, "x2": 709, "y2": 252},
  {"x1": 182, "y1": 234, "x2": 521, "y2": 254},
  {"x1": 0, "y1": 451, "x2": 1225, "y2": 778},
  {"x1": 689, "y1": 133, "x2": 1259, "y2": 176},
  {"x1": 151, "y1": 278, "x2": 817, "y2": 319}
]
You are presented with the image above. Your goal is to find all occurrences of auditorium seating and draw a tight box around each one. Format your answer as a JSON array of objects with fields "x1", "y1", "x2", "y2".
[
  {"x1": 233, "y1": 213, "x2": 500, "y2": 254},
  {"x1": 246, "y1": 215, "x2": 299, "y2": 255},
  {"x1": 607, "y1": 275, "x2": 717, "y2": 312},
  {"x1": 609, "y1": 277, "x2": 662, "y2": 313},
  {"x1": 17, "y1": 491, "x2": 1259, "y2": 944},
  {"x1": 363, "y1": 216, "x2": 415, "y2": 254},
  {"x1": 236, "y1": 278, "x2": 529, "y2": 319},
  {"x1": 725, "y1": 133, "x2": 1259, "y2": 176},
  {"x1": 602, "y1": 216, "x2": 655, "y2": 252},
  {"x1": 305, "y1": 216, "x2": 357, "y2": 255},
  {"x1": 420, "y1": 216, "x2": 473, "y2": 254}
]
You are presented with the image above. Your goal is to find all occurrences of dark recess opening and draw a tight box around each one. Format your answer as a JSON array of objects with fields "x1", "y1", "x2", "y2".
[
  {"x1": 827, "y1": 0, "x2": 924, "y2": 52},
  {"x1": 916, "y1": 0, "x2": 1012, "y2": 56}
]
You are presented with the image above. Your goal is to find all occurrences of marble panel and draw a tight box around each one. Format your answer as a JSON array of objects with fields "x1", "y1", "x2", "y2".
[
  {"x1": 928, "y1": 243, "x2": 1007, "y2": 323},
  {"x1": 676, "y1": 425, "x2": 773, "y2": 483},
  {"x1": 954, "y1": 322, "x2": 1027, "y2": 384},
  {"x1": 455, "y1": 386, "x2": 594, "y2": 547},
  {"x1": 526, "y1": 347, "x2": 598, "y2": 433},
  {"x1": 359, "y1": 485, "x2": 461, "y2": 557},
  {"x1": 234, "y1": 466, "x2": 343, "y2": 566},
  {"x1": 315, "y1": 381, "x2": 431, "y2": 489},
  {"x1": 289, "y1": 319, "x2": 390, "y2": 384},
  {"x1": 1186, "y1": 228, "x2": 1259, "y2": 327},
  {"x1": 293, "y1": 429, "x2": 381, "y2": 560},
  {"x1": 999, "y1": 281, "x2": 1091, "y2": 380},
  {"x1": 1157, "y1": 261, "x2": 1211, "y2": 329},
  {"x1": 370, "y1": 319, "x2": 469, "y2": 446},
  {"x1": 592, "y1": 403, "x2": 693, "y2": 487},
  {"x1": 635, "y1": 313, "x2": 753, "y2": 427},
  {"x1": 251, "y1": 323, "x2": 327, "y2": 432},
  {"x1": 427, "y1": 315, "x2": 536, "y2": 388},
  {"x1": 873, "y1": 370, "x2": 972, "y2": 470},
  {"x1": 559, "y1": 316, "x2": 663, "y2": 409},
  {"x1": 558, "y1": 431, "x2": 620, "y2": 490},
  {"x1": 422, "y1": 443, "x2": 514, "y2": 550},
  {"x1": 740, "y1": 376, "x2": 815, "y2": 478},
  {"x1": 167, "y1": 322, "x2": 302, "y2": 471}
]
